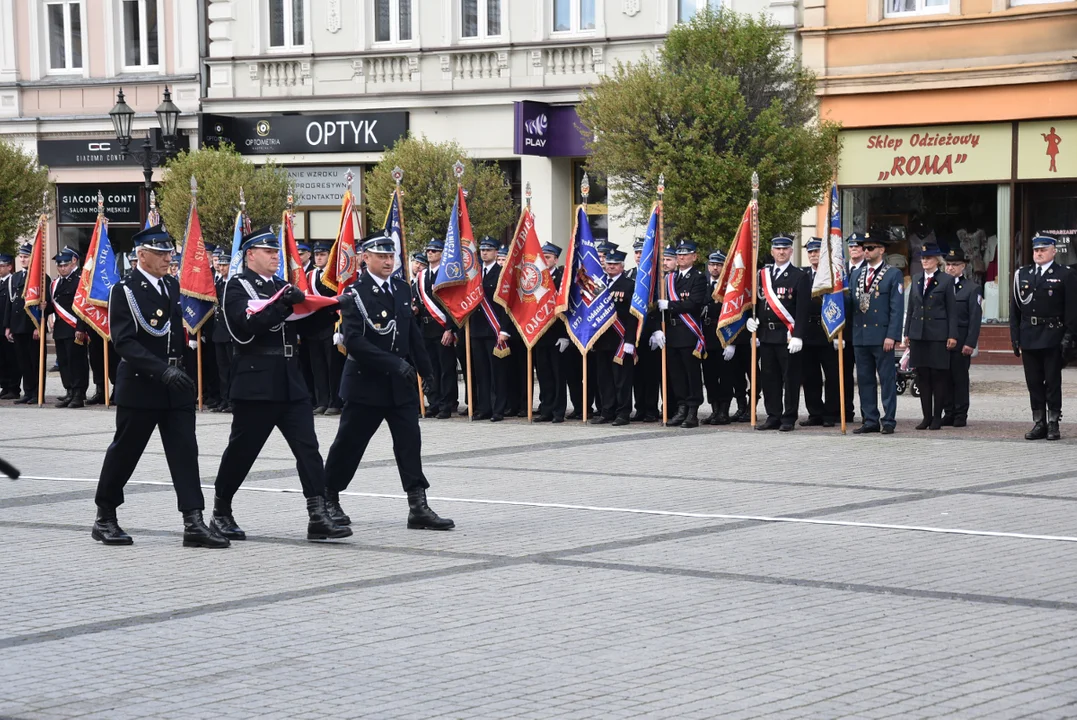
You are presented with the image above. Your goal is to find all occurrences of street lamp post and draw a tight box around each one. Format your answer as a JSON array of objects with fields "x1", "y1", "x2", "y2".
[{"x1": 108, "y1": 87, "x2": 182, "y2": 219}]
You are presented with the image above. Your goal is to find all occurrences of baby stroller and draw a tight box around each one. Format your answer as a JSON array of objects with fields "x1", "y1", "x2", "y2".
[{"x1": 895, "y1": 350, "x2": 919, "y2": 397}]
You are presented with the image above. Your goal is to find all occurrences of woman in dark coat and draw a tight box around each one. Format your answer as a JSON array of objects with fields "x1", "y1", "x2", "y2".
[{"x1": 904, "y1": 244, "x2": 958, "y2": 429}]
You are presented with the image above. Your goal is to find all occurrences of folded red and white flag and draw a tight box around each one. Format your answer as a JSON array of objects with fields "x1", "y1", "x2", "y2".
[{"x1": 246, "y1": 284, "x2": 339, "y2": 321}]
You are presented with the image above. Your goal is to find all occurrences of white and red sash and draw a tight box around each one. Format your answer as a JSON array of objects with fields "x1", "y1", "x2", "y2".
[
  {"x1": 760, "y1": 267, "x2": 795, "y2": 334},
  {"x1": 51, "y1": 276, "x2": 78, "y2": 328},
  {"x1": 416, "y1": 269, "x2": 448, "y2": 328},
  {"x1": 666, "y1": 272, "x2": 707, "y2": 359},
  {"x1": 479, "y1": 296, "x2": 511, "y2": 358}
]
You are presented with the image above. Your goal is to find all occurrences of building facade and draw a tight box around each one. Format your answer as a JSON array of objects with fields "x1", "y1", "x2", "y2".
[{"x1": 802, "y1": 0, "x2": 1077, "y2": 326}]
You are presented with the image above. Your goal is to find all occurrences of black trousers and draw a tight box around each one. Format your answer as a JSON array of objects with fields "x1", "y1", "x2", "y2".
[
  {"x1": 633, "y1": 343, "x2": 661, "y2": 417},
  {"x1": 945, "y1": 351, "x2": 971, "y2": 420},
  {"x1": 723, "y1": 344, "x2": 751, "y2": 410},
  {"x1": 324, "y1": 400, "x2": 430, "y2": 496},
  {"x1": 55, "y1": 336, "x2": 89, "y2": 392},
  {"x1": 595, "y1": 349, "x2": 634, "y2": 420},
  {"x1": 534, "y1": 343, "x2": 567, "y2": 419},
  {"x1": 215, "y1": 400, "x2": 327, "y2": 502},
  {"x1": 95, "y1": 405, "x2": 203, "y2": 512},
  {"x1": 702, "y1": 347, "x2": 722, "y2": 411},
  {"x1": 759, "y1": 342, "x2": 803, "y2": 424},
  {"x1": 0, "y1": 334, "x2": 20, "y2": 392},
  {"x1": 667, "y1": 346, "x2": 703, "y2": 408},
  {"x1": 1022, "y1": 347, "x2": 1063, "y2": 419},
  {"x1": 455, "y1": 336, "x2": 469, "y2": 408},
  {"x1": 842, "y1": 339, "x2": 855, "y2": 421},
  {"x1": 308, "y1": 335, "x2": 342, "y2": 409},
  {"x1": 801, "y1": 343, "x2": 840, "y2": 422},
  {"x1": 505, "y1": 336, "x2": 528, "y2": 413},
  {"x1": 470, "y1": 336, "x2": 506, "y2": 416},
  {"x1": 200, "y1": 339, "x2": 219, "y2": 403},
  {"x1": 215, "y1": 341, "x2": 234, "y2": 403},
  {"x1": 564, "y1": 345, "x2": 596, "y2": 415},
  {"x1": 424, "y1": 335, "x2": 459, "y2": 413},
  {"x1": 88, "y1": 334, "x2": 118, "y2": 393},
  {"x1": 299, "y1": 341, "x2": 316, "y2": 404},
  {"x1": 917, "y1": 366, "x2": 950, "y2": 422},
  {"x1": 12, "y1": 333, "x2": 39, "y2": 398}
]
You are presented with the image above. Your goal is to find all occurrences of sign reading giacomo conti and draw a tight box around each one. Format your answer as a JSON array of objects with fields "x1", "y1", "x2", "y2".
[
  {"x1": 202, "y1": 112, "x2": 408, "y2": 155},
  {"x1": 57, "y1": 184, "x2": 142, "y2": 224}
]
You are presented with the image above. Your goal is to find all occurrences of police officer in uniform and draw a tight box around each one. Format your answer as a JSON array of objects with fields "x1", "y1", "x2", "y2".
[
  {"x1": 323, "y1": 232, "x2": 454, "y2": 530},
  {"x1": 534, "y1": 242, "x2": 568, "y2": 423},
  {"x1": 211, "y1": 227, "x2": 351, "y2": 541},
  {"x1": 655, "y1": 240, "x2": 707, "y2": 428},
  {"x1": 1010, "y1": 234, "x2": 1077, "y2": 440},
  {"x1": 904, "y1": 243, "x2": 957, "y2": 430},
  {"x1": 51, "y1": 247, "x2": 90, "y2": 408},
  {"x1": 5, "y1": 243, "x2": 51, "y2": 404},
  {"x1": 850, "y1": 231, "x2": 904, "y2": 434},
  {"x1": 591, "y1": 248, "x2": 637, "y2": 426},
  {"x1": 800, "y1": 238, "x2": 841, "y2": 427},
  {"x1": 304, "y1": 240, "x2": 343, "y2": 416},
  {"x1": 92, "y1": 225, "x2": 227, "y2": 548},
  {"x1": 417, "y1": 238, "x2": 460, "y2": 419},
  {"x1": 0, "y1": 253, "x2": 19, "y2": 399},
  {"x1": 746, "y1": 235, "x2": 809, "y2": 431},
  {"x1": 942, "y1": 248, "x2": 981, "y2": 427}
]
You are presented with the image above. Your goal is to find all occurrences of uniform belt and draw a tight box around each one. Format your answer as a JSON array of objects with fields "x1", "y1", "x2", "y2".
[
  {"x1": 767, "y1": 322, "x2": 779, "y2": 330},
  {"x1": 237, "y1": 344, "x2": 295, "y2": 357},
  {"x1": 1030, "y1": 316, "x2": 1061, "y2": 326},
  {"x1": 422, "y1": 317, "x2": 431, "y2": 324},
  {"x1": 167, "y1": 357, "x2": 182, "y2": 367}
]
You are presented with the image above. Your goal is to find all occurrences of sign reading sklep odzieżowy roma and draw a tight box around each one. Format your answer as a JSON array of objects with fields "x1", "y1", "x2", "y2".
[{"x1": 838, "y1": 124, "x2": 1013, "y2": 186}]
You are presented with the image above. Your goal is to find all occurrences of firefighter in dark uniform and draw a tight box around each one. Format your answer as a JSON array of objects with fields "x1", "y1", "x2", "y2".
[
  {"x1": 533, "y1": 242, "x2": 568, "y2": 423},
  {"x1": 590, "y1": 248, "x2": 638, "y2": 426},
  {"x1": 630, "y1": 238, "x2": 659, "y2": 422},
  {"x1": 800, "y1": 238, "x2": 841, "y2": 427},
  {"x1": 1010, "y1": 234, "x2": 1077, "y2": 441},
  {"x1": 211, "y1": 227, "x2": 351, "y2": 541},
  {"x1": 470, "y1": 236, "x2": 509, "y2": 421},
  {"x1": 4, "y1": 243, "x2": 51, "y2": 404},
  {"x1": 497, "y1": 244, "x2": 528, "y2": 416},
  {"x1": 91, "y1": 225, "x2": 227, "y2": 548},
  {"x1": 322, "y1": 232, "x2": 454, "y2": 530},
  {"x1": 647, "y1": 245, "x2": 679, "y2": 417},
  {"x1": 904, "y1": 243, "x2": 957, "y2": 430},
  {"x1": 942, "y1": 247, "x2": 981, "y2": 427},
  {"x1": 0, "y1": 253, "x2": 19, "y2": 399},
  {"x1": 655, "y1": 240, "x2": 707, "y2": 428},
  {"x1": 304, "y1": 240, "x2": 343, "y2": 416},
  {"x1": 417, "y1": 238, "x2": 460, "y2": 419},
  {"x1": 700, "y1": 250, "x2": 726, "y2": 424},
  {"x1": 746, "y1": 235, "x2": 810, "y2": 431},
  {"x1": 210, "y1": 249, "x2": 234, "y2": 413},
  {"x1": 50, "y1": 247, "x2": 90, "y2": 408}
]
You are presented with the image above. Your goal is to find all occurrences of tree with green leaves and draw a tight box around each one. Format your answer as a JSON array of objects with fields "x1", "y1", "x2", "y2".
[
  {"x1": 0, "y1": 139, "x2": 52, "y2": 253},
  {"x1": 578, "y1": 8, "x2": 841, "y2": 253},
  {"x1": 156, "y1": 143, "x2": 292, "y2": 248},
  {"x1": 366, "y1": 136, "x2": 516, "y2": 246}
]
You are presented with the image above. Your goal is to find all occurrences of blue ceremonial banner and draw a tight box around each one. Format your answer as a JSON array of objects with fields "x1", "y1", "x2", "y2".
[
  {"x1": 384, "y1": 189, "x2": 408, "y2": 279},
  {"x1": 89, "y1": 221, "x2": 119, "y2": 305},
  {"x1": 555, "y1": 206, "x2": 615, "y2": 352},
  {"x1": 228, "y1": 210, "x2": 245, "y2": 279},
  {"x1": 810, "y1": 184, "x2": 847, "y2": 341},
  {"x1": 630, "y1": 204, "x2": 660, "y2": 343}
]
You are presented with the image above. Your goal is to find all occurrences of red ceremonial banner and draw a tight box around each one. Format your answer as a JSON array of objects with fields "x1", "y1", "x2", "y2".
[
  {"x1": 72, "y1": 216, "x2": 110, "y2": 338},
  {"x1": 495, "y1": 206, "x2": 557, "y2": 348},
  {"x1": 323, "y1": 190, "x2": 359, "y2": 292}
]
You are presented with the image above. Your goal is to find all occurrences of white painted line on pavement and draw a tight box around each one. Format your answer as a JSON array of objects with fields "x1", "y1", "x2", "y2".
[{"x1": 15, "y1": 474, "x2": 1077, "y2": 544}]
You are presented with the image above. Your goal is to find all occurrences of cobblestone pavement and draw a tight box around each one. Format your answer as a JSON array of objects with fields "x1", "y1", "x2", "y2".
[{"x1": 1, "y1": 366, "x2": 1076, "y2": 719}]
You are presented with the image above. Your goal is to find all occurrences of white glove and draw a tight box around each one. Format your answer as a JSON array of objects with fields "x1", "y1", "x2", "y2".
[
  {"x1": 657, "y1": 299, "x2": 669, "y2": 311},
  {"x1": 555, "y1": 338, "x2": 570, "y2": 353},
  {"x1": 498, "y1": 331, "x2": 510, "y2": 341},
  {"x1": 623, "y1": 343, "x2": 635, "y2": 355},
  {"x1": 833, "y1": 339, "x2": 844, "y2": 350},
  {"x1": 746, "y1": 317, "x2": 760, "y2": 333},
  {"x1": 333, "y1": 332, "x2": 344, "y2": 346},
  {"x1": 788, "y1": 337, "x2": 803, "y2": 354},
  {"x1": 649, "y1": 330, "x2": 666, "y2": 350},
  {"x1": 722, "y1": 346, "x2": 735, "y2": 361},
  {"x1": 187, "y1": 340, "x2": 198, "y2": 349}
]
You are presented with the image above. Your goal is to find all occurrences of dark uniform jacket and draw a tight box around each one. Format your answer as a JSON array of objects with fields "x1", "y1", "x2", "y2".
[
  {"x1": 953, "y1": 276, "x2": 982, "y2": 349},
  {"x1": 338, "y1": 271, "x2": 434, "y2": 407},
  {"x1": 536, "y1": 266, "x2": 567, "y2": 347},
  {"x1": 801, "y1": 266, "x2": 832, "y2": 347},
  {"x1": 108, "y1": 272, "x2": 193, "y2": 409},
  {"x1": 470, "y1": 264, "x2": 507, "y2": 340},
  {"x1": 211, "y1": 275, "x2": 231, "y2": 343},
  {"x1": 904, "y1": 271, "x2": 957, "y2": 343},
  {"x1": 665, "y1": 266, "x2": 707, "y2": 349},
  {"x1": 755, "y1": 263, "x2": 810, "y2": 345},
  {"x1": 51, "y1": 269, "x2": 86, "y2": 340},
  {"x1": 1010, "y1": 262, "x2": 1077, "y2": 350},
  {"x1": 415, "y1": 267, "x2": 454, "y2": 340},
  {"x1": 299, "y1": 266, "x2": 338, "y2": 340},
  {"x1": 5, "y1": 269, "x2": 53, "y2": 335},
  {"x1": 222, "y1": 268, "x2": 308, "y2": 402},
  {"x1": 701, "y1": 275, "x2": 724, "y2": 352},
  {"x1": 595, "y1": 273, "x2": 638, "y2": 353},
  {"x1": 850, "y1": 263, "x2": 904, "y2": 347},
  {"x1": 0, "y1": 274, "x2": 10, "y2": 332}
]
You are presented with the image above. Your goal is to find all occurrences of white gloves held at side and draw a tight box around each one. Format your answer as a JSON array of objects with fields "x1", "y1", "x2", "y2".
[
  {"x1": 555, "y1": 338, "x2": 570, "y2": 353},
  {"x1": 745, "y1": 317, "x2": 760, "y2": 333},
  {"x1": 623, "y1": 344, "x2": 635, "y2": 355},
  {"x1": 649, "y1": 331, "x2": 666, "y2": 350},
  {"x1": 833, "y1": 339, "x2": 845, "y2": 350},
  {"x1": 788, "y1": 337, "x2": 803, "y2": 354},
  {"x1": 722, "y1": 346, "x2": 736, "y2": 361}
]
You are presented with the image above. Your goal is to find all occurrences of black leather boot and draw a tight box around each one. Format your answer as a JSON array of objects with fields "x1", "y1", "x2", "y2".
[
  {"x1": 325, "y1": 494, "x2": 351, "y2": 525},
  {"x1": 210, "y1": 495, "x2": 246, "y2": 540},
  {"x1": 55, "y1": 391, "x2": 72, "y2": 408},
  {"x1": 68, "y1": 390, "x2": 86, "y2": 409},
  {"x1": 667, "y1": 404, "x2": 688, "y2": 427},
  {"x1": 182, "y1": 510, "x2": 230, "y2": 548},
  {"x1": 85, "y1": 390, "x2": 104, "y2": 406},
  {"x1": 1047, "y1": 410, "x2": 1061, "y2": 441},
  {"x1": 91, "y1": 507, "x2": 133, "y2": 545},
  {"x1": 680, "y1": 406, "x2": 700, "y2": 429},
  {"x1": 307, "y1": 496, "x2": 353, "y2": 540},
  {"x1": 1025, "y1": 411, "x2": 1047, "y2": 440},
  {"x1": 407, "y1": 489, "x2": 455, "y2": 530}
]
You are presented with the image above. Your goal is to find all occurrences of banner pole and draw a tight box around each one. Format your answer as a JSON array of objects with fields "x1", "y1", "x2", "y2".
[
  {"x1": 749, "y1": 173, "x2": 760, "y2": 428},
  {"x1": 36, "y1": 203, "x2": 47, "y2": 408},
  {"x1": 465, "y1": 317, "x2": 474, "y2": 421},
  {"x1": 527, "y1": 347, "x2": 534, "y2": 423},
  {"x1": 838, "y1": 327, "x2": 847, "y2": 434},
  {"x1": 196, "y1": 329, "x2": 203, "y2": 410},
  {"x1": 657, "y1": 176, "x2": 668, "y2": 427},
  {"x1": 582, "y1": 349, "x2": 589, "y2": 423},
  {"x1": 103, "y1": 341, "x2": 111, "y2": 409}
]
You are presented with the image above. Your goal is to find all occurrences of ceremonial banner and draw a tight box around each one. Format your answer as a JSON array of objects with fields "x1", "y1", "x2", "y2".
[
  {"x1": 323, "y1": 189, "x2": 360, "y2": 292},
  {"x1": 495, "y1": 206, "x2": 557, "y2": 348},
  {"x1": 178, "y1": 198, "x2": 217, "y2": 333},
  {"x1": 630, "y1": 204, "x2": 660, "y2": 343},
  {"x1": 384, "y1": 188, "x2": 409, "y2": 280},
  {"x1": 72, "y1": 215, "x2": 118, "y2": 338},
  {"x1": 811, "y1": 184, "x2": 847, "y2": 341},
  {"x1": 227, "y1": 209, "x2": 248, "y2": 279},
  {"x1": 715, "y1": 203, "x2": 754, "y2": 348},
  {"x1": 556, "y1": 206, "x2": 615, "y2": 351},
  {"x1": 22, "y1": 216, "x2": 47, "y2": 329},
  {"x1": 433, "y1": 185, "x2": 484, "y2": 325},
  {"x1": 277, "y1": 210, "x2": 311, "y2": 292}
]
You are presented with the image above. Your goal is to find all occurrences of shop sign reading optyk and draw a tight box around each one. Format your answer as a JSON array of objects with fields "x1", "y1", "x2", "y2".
[{"x1": 838, "y1": 124, "x2": 1013, "y2": 186}]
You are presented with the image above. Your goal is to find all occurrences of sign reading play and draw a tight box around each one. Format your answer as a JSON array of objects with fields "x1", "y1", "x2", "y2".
[{"x1": 201, "y1": 112, "x2": 409, "y2": 155}]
